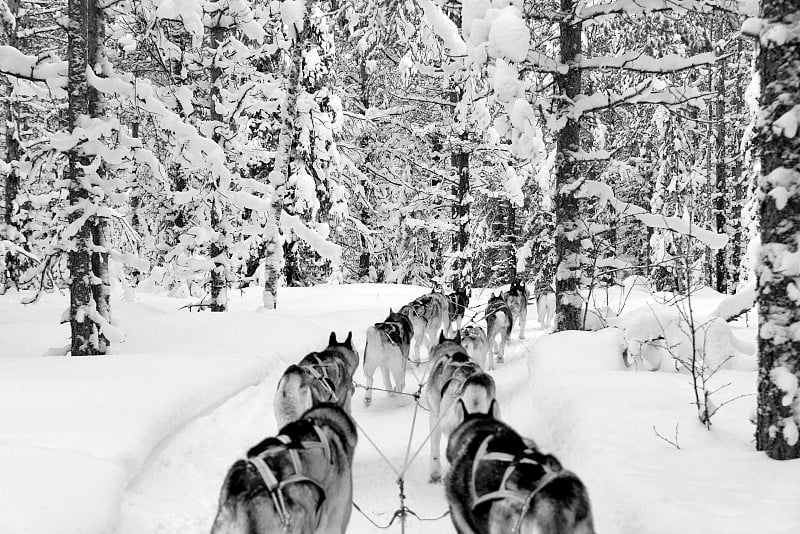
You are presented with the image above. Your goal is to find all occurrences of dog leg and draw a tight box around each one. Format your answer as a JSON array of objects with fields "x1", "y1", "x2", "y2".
[
  {"x1": 381, "y1": 365, "x2": 395, "y2": 397},
  {"x1": 519, "y1": 307, "x2": 527, "y2": 340},
  {"x1": 364, "y1": 371, "x2": 374, "y2": 407},
  {"x1": 497, "y1": 336, "x2": 505, "y2": 364}
]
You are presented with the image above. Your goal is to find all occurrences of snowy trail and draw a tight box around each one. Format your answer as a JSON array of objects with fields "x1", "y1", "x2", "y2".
[{"x1": 118, "y1": 314, "x2": 544, "y2": 534}]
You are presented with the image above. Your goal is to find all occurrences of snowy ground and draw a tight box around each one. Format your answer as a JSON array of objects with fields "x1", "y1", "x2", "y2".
[{"x1": 1, "y1": 282, "x2": 799, "y2": 534}]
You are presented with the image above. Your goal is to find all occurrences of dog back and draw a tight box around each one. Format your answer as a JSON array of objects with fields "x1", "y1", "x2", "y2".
[
  {"x1": 445, "y1": 414, "x2": 595, "y2": 534},
  {"x1": 486, "y1": 295, "x2": 513, "y2": 337},
  {"x1": 503, "y1": 281, "x2": 528, "y2": 319},
  {"x1": 212, "y1": 404, "x2": 358, "y2": 534}
]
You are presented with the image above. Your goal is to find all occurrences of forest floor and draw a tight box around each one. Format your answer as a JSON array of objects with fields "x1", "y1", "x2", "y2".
[{"x1": 1, "y1": 282, "x2": 799, "y2": 534}]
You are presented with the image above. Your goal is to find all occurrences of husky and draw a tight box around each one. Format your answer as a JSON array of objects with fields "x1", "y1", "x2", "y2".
[
  {"x1": 484, "y1": 293, "x2": 513, "y2": 370},
  {"x1": 362, "y1": 308, "x2": 414, "y2": 407},
  {"x1": 274, "y1": 332, "x2": 359, "y2": 428},
  {"x1": 400, "y1": 291, "x2": 451, "y2": 362},
  {"x1": 460, "y1": 325, "x2": 489, "y2": 368},
  {"x1": 425, "y1": 332, "x2": 499, "y2": 483},
  {"x1": 536, "y1": 288, "x2": 556, "y2": 330},
  {"x1": 502, "y1": 280, "x2": 529, "y2": 339},
  {"x1": 445, "y1": 405, "x2": 595, "y2": 534},
  {"x1": 211, "y1": 403, "x2": 358, "y2": 534},
  {"x1": 446, "y1": 287, "x2": 471, "y2": 336}
]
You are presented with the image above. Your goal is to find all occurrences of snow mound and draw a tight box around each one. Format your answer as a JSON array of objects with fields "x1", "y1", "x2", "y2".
[{"x1": 612, "y1": 303, "x2": 756, "y2": 372}]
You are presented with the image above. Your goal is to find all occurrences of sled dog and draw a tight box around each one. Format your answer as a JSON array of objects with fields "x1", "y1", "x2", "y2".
[
  {"x1": 362, "y1": 308, "x2": 414, "y2": 407},
  {"x1": 274, "y1": 332, "x2": 359, "y2": 428},
  {"x1": 445, "y1": 406, "x2": 595, "y2": 534},
  {"x1": 536, "y1": 287, "x2": 556, "y2": 330},
  {"x1": 400, "y1": 291, "x2": 451, "y2": 362},
  {"x1": 484, "y1": 293, "x2": 513, "y2": 370},
  {"x1": 211, "y1": 403, "x2": 358, "y2": 534},
  {"x1": 425, "y1": 332, "x2": 498, "y2": 483},
  {"x1": 446, "y1": 287, "x2": 471, "y2": 336},
  {"x1": 460, "y1": 325, "x2": 489, "y2": 368},
  {"x1": 502, "y1": 280, "x2": 529, "y2": 339}
]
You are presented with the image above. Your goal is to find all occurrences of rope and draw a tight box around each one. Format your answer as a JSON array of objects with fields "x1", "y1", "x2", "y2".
[
  {"x1": 351, "y1": 417, "x2": 401, "y2": 478},
  {"x1": 353, "y1": 381, "x2": 421, "y2": 400}
]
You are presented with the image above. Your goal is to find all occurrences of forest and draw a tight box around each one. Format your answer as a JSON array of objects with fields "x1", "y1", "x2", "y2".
[{"x1": 1, "y1": 0, "x2": 800, "y2": 532}]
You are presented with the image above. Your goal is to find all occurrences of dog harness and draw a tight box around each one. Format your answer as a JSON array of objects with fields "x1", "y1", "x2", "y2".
[
  {"x1": 470, "y1": 434, "x2": 562, "y2": 534},
  {"x1": 247, "y1": 424, "x2": 333, "y2": 528},
  {"x1": 302, "y1": 355, "x2": 338, "y2": 402}
]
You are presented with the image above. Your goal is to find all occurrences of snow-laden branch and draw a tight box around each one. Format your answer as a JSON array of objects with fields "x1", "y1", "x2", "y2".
[
  {"x1": 525, "y1": 50, "x2": 566, "y2": 74},
  {"x1": 578, "y1": 180, "x2": 729, "y2": 249},
  {"x1": 417, "y1": 0, "x2": 467, "y2": 56},
  {"x1": 569, "y1": 79, "x2": 707, "y2": 120},
  {"x1": 85, "y1": 67, "x2": 232, "y2": 187},
  {"x1": 280, "y1": 211, "x2": 342, "y2": 262},
  {"x1": 579, "y1": 52, "x2": 719, "y2": 74},
  {"x1": 0, "y1": 45, "x2": 66, "y2": 92},
  {"x1": 572, "y1": 0, "x2": 734, "y2": 24}
]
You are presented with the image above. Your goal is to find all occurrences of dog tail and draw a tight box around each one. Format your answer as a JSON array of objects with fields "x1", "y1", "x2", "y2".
[
  {"x1": 523, "y1": 471, "x2": 595, "y2": 534},
  {"x1": 274, "y1": 365, "x2": 312, "y2": 429}
]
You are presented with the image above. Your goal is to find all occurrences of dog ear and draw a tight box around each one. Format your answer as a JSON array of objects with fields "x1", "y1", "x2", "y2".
[
  {"x1": 345, "y1": 331, "x2": 353, "y2": 347},
  {"x1": 489, "y1": 399, "x2": 500, "y2": 419},
  {"x1": 329, "y1": 331, "x2": 338, "y2": 345},
  {"x1": 389, "y1": 308, "x2": 393, "y2": 315},
  {"x1": 454, "y1": 330, "x2": 462, "y2": 344},
  {"x1": 439, "y1": 331, "x2": 446, "y2": 344}
]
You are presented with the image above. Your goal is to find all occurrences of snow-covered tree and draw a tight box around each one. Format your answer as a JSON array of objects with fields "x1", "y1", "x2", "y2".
[{"x1": 747, "y1": 0, "x2": 800, "y2": 460}]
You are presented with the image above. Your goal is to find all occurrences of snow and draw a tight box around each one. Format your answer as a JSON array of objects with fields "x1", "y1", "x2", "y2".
[
  {"x1": 486, "y1": 7, "x2": 529, "y2": 63},
  {"x1": 2, "y1": 283, "x2": 799, "y2": 534},
  {"x1": 417, "y1": 0, "x2": 467, "y2": 56}
]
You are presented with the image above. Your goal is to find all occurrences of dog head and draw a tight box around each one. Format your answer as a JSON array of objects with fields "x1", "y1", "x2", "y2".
[
  {"x1": 430, "y1": 332, "x2": 467, "y2": 362},
  {"x1": 326, "y1": 331, "x2": 359, "y2": 373}
]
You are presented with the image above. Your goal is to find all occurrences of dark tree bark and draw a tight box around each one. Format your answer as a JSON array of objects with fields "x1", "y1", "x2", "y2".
[
  {"x1": 2, "y1": 0, "x2": 21, "y2": 291},
  {"x1": 714, "y1": 23, "x2": 727, "y2": 294},
  {"x1": 728, "y1": 36, "x2": 745, "y2": 288},
  {"x1": 451, "y1": 143, "x2": 471, "y2": 290},
  {"x1": 67, "y1": 0, "x2": 99, "y2": 355},
  {"x1": 554, "y1": 0, "x2": 583, "y2": 331},
  {"x1": 754, "y1": 0, "x2": 800, "y2": 460},
  {"x1": 208, "y1": 20, "x2": 228, "y2": 312}
]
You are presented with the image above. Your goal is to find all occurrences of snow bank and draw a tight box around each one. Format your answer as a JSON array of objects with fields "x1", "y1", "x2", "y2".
[
  {"x1": 525, "y1": 329, "x2": 800, "y2": 534},
  {"x1": 0, "y1": 352, "x2": 268, "y2": 534}
]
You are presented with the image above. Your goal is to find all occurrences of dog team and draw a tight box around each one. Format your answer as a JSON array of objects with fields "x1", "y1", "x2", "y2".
[{"x1": 210, "y1": 281, "x2": 593, "y2": 534}]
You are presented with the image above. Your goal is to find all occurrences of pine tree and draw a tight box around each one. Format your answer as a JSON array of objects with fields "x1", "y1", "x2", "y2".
[{"x1": 751, "y1": 0, "x2": 800, "y2": 460}]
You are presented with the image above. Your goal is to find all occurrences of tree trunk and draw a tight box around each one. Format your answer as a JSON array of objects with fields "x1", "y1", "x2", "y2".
[
  {"x1": 714, "y1": 21, "x2": 728, "y2": 294},
  {"x1": 554, "y1": 0, "x2": 583, "y2": 331},
  {"x1": 754, "y1": 0, "x2": 800, "y2": 460},
  {"x1": 3, "y1": 0, "x2": 21, "y2": 291},
  {"x1": 451, "y1": 143, "x2": 471, "y2": 289},
  {"x1": 208, "y1": 22, "x2": 228, "y2": 312},
  {"x1": 264, "y1": 21, "x2": 307, "y2": 306},
  {"x1": 67, "y1": 0, "x2": 100, "y2": 355},
  {"x1": 88, "y1": 0, "x2": 111, "y2": 349},
  {"x1": 506, "y1": 201, "x2": 516, "y2": 283},
  {"x1": 728, "y1": 36, "x2": 745, "y2": 289}
]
